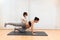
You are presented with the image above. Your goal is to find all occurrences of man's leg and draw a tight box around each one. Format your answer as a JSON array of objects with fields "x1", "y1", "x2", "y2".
[
  {"x1": 18, "y1": 28, "x2": 26, "y2": 33},
  {"x1": 18, "y1": 23, "x2": 26, "y2": 33},
  {"x1": 4, "y1": 23, "x2": 13, "y2": 27},
  {"x1": 4, "y1": 23, "x2": 26, "y2": 32},
  {"x1": 4, "y1": 23, "x2": 22, "y2": 27}
]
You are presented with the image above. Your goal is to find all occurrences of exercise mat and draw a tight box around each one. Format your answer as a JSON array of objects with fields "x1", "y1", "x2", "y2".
[{"x1": 7, "y1": 31, "x2": 48, "y2": 36}]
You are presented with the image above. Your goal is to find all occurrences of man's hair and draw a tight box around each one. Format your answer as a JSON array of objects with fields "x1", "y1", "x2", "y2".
[
  {"x1": 23, "y1": 12, "x2": 28, "y2": 16},
  {"x1": 34, "y1": 17, "x2": 39, "y2": 21}
]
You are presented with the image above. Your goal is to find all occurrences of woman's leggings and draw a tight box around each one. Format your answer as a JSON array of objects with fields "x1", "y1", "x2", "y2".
[{"x1": 4, "y1": 23, "x2": 26, "y2": 32}]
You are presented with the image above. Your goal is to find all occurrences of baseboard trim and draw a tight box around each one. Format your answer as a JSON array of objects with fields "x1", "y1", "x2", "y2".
[{"x1": 0, "y1": 28, "x2": 60, "y2": 30}]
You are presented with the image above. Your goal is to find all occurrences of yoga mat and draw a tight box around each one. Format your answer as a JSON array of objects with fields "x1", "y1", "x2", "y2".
[{"x1": 7, "y1": 31, "x2": 48, "y2": 36}]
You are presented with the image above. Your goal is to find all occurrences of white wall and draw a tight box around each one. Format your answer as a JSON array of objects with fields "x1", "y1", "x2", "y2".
[
  {"x1": 30, "y1": 0, "x2": 57, "y2": 29},
  {"x1": 0, "y1": 0, "x2": 4, "y2": 28},
  {"x1": 0, "y1": 0, "x2": 30, "y2": 29},
  {"x1": 0, "y1": 0, "x2": 60, "y2": 29},
  {"x1": 56, "y1": 0, "x2": 60, "y2": 29}
]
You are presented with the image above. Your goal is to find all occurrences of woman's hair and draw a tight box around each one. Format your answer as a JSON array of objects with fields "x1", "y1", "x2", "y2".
[
  {"x1": 34, "y1": 17, "x2": 39, "y2": 21},
  {"x1": 23, "y1": 12, "x2": 28, "y2": 16}
]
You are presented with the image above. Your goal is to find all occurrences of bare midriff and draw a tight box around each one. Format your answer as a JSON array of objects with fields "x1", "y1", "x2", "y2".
[
  {"x1": 25, "y1": 20, "x2": 34, "y2": 29},
  {"x1": 25, "y1": 22, "x2": 30, "y2": 29}
]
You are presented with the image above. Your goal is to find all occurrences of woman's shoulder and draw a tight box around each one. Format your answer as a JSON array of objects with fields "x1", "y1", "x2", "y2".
[
  {"x1": 21, "y1": 16, "x2": 24, "y2": 19},
  {"x1": 30, "y1": 20, "x2": 34, "y2": 24}
]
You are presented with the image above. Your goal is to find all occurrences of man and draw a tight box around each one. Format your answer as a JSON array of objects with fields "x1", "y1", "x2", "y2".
[{"x1": 4, "y1": 17, "x2": 39, "y2": 35}]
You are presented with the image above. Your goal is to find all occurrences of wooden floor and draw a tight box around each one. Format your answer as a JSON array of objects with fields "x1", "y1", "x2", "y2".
[{"x1": 0, "y1": 29, "x2": 60, "y2": 40}]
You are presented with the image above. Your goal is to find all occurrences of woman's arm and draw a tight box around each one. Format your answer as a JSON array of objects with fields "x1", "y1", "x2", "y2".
[
  {"x1": 31, "y1": 26, "x2": 33, "y2": 34},
  {"x1": 31, "y1": 24, "x2": 34, "y2": 34}
]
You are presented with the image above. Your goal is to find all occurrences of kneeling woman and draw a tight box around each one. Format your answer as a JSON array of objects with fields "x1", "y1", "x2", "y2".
[{"x1": 5, "y1": 17, "x2": 39, "y2": 34}]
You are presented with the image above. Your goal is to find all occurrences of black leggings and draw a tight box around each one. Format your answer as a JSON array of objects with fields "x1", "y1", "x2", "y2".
[{"x1": 5, "y1": 23, "x2": 26, "y2": 32}]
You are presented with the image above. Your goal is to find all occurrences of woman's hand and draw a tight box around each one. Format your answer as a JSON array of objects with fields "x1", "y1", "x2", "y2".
[{"x1": 32, "y1": 31, "x2": 35, "y2": 35}]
